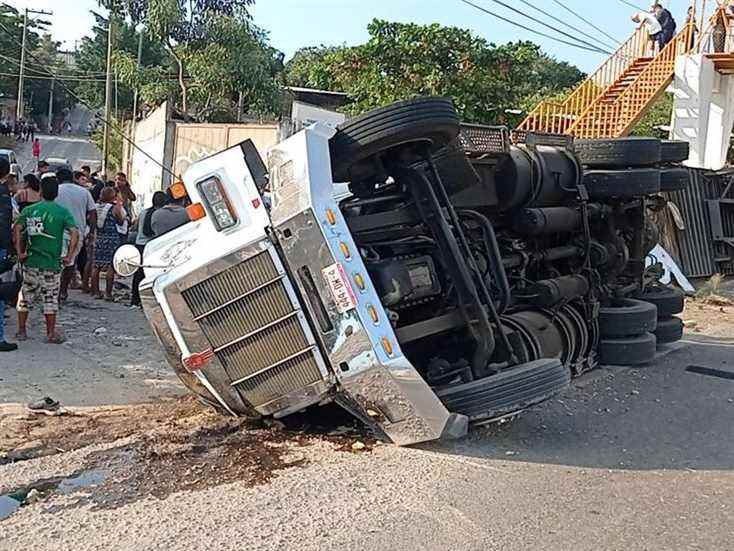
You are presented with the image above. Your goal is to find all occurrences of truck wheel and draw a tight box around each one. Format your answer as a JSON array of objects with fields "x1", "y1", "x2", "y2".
[
  {"x1": 330, "y1": 97, "x2": 460, "y2": 182},
  {"x1": 659, "y1": 168, "x2": 688, "y2": 192},
  {"x1": 660, "y1": 140, "x2": 690, "y2": 164},
  {"x1": 575, "y1": 138, "x2": 662, "y2": 168},
  {"x1": 634, "y1": 285, "x2": 685, "y2": 317},
  {"x1": 599, "y1": 298, "x2": 658, "y2": 337},
  {"x1": 599, "y1": 332, "x2": 657, "y2": 365},
  {"x1": 582, "y1": 168, "x2": 661, "y2": 198},
  {"x1": 436, "y1": 359, "x2": 570, "y2": 422},
  {"x1": 654, "y1": 316, "x2": 684, "y2": 344}
]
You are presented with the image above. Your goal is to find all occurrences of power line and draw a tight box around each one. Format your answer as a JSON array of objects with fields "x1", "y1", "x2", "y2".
[
  {"x1": 550, "y1": 0, "x2": 623, "y2": 46},
  {"x1": 0, "y1": 17, "x2": 178, "y2": 180},
  {"x1": 458, "y1": 0, "x2": 611, "y2": 54},
  {"x1": 516, "y1": 0, "x2": 619, "y2": 52},
  {"x1": 479, "y1": 0, "x2": 613, "y2": 54},
  {"x1": 616, "y1": 0, "x2": 645, "y2": 10},
  {"x1": 0, "y1": 52, "x2": 112, "y2": 78},
  {"x1": 0, "y1": 71, "x2": 116, "y2": 82}
]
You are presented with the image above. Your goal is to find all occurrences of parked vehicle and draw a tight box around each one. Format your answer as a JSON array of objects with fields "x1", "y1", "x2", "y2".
[
  {"x1": 0, "y1": 149, "x2": 22, "y2": 178},
  {"x1": 43, "y1": 157, "x2": 73, "y2": 174},
  {"x1": 116, "y1": 98, "x2": 689, "y2": 445}
]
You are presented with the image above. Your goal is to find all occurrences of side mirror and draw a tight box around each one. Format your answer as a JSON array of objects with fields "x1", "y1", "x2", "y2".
[{"x1": 113, "y1": 244, "x2": 142, "y2": 277}]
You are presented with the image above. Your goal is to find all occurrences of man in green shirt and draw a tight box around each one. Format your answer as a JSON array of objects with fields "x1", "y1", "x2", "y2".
[{"x1": 13, "y1": 176, "x2": 79, "y2": 344}]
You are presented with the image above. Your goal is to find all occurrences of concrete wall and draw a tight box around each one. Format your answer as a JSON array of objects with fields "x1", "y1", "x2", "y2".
[
  {"x1": 671, "y1": 54, "x2": 734, "y2": 170},
  {"x1": 172, "y1": 122, "x2": 280, "y2": 177},
  {"x1": 123, "y1": 105, "x2": 280, "y2": 214},
  {"x1": 125, "y1": 102, "x2": 174, "y2": 216}
]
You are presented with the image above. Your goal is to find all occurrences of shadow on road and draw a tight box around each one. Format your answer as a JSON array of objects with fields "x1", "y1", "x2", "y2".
[{"x1": 425, "y1": 342, "x2": 734, "y2": 471}]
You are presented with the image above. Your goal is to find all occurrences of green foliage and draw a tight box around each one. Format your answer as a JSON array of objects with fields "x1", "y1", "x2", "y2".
[
  {"x1": 284, "y1": 20, "x2": 584, "y2": 125},
  {"x1": 112, "y1": 0, "x2": 281, "y2": 120},
  {"x1": 74, "y1": 11, "x2": 170, "y2": 117},
  {"x1": 631, "y1": 93, "x2": 674, "y2": 137},
  {"x1": 27, "y1": 34, "x2": 76, "y2": 122},
  {"x1": 90, "y1": 116, "x2": 123, "y2": 173}
]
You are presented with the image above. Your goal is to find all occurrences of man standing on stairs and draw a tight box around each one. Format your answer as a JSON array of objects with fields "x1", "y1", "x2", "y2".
[
  {"x1": 653, "y1": 3, "x2": 676, "y2": 50},
  {"x1": 632, "y1": 10, "x2": 663, "y2": 55}
]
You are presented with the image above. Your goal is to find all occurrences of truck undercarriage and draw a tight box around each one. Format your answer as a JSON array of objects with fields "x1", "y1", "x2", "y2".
[{"x1": 133, "y1": 97, "x2": 689, "y2": 446}]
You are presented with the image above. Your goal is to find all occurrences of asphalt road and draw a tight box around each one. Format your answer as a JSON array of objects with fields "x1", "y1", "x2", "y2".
[
  {"x1": 16, "y1": 132, "x2": 102, "y2": 174},
  {"x1": 1, "y1": 339, "x2": 733, "y2": 550}
]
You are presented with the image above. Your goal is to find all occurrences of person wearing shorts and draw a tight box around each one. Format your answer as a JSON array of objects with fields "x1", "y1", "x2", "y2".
[{"x1": 13, "y1": 176, "x2": 79, "y2": 344}]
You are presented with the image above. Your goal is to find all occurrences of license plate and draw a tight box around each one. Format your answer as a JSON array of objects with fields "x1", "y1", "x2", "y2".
[{"x1": 322, "y1": 263, "x2": 357, "y2": 314}]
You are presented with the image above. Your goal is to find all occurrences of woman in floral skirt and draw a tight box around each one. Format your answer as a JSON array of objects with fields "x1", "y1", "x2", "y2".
[{"x1": 92, "y1": 187, "x2": 127, "y2": 300}]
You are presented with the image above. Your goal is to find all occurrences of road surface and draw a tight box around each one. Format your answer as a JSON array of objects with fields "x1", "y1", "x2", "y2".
[
  {"x1": 17, "y1": 132, "x2": 102, "y2": 174},
  {"x1": 0, "y1": 332, "x2": 733, "y2": 550}
]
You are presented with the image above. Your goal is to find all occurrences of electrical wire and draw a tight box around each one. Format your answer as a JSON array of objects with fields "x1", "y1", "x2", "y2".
[
  {"x1": 0, "y1": 18, "x2": 178, "y2": 179},
  {"x1": 479, "y1": 0, "x2": 613, "y2": 54},
  {"x1": 515, "y1": 0, "x2": 619, "y2": 52},
  {"x1": 616, "y1": 0, "x2": 646, "y2": 10},
  {"x1": 458, "y1": 0, "x2": 611, "y2": 54},
  {"x1": 0, "y1": 52, "x2": 112, "y2": 78},
  {"x1": 0, "y1": 71, "x2": 116, "y2": 82},
  {"x1": 550, "y1": 0, "x2": 623, "y2": 46}
]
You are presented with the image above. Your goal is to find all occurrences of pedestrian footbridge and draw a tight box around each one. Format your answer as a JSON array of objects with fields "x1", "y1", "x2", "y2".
[{"x1": 517, "y1": 6, "x2": 734, "y2": 165}]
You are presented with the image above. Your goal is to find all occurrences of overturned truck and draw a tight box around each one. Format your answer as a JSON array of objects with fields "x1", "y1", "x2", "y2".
[{"x1": 126, "y1": 98, "x2": 688, "y2": 445}]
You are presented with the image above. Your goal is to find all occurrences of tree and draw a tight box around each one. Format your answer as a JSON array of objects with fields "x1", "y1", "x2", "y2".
[
  {"x1": 631, "y1": 93, "x2": 674, "y2": 138},
  {"x1": 0, "y1": 5, "x2": 46, "y2": 116},
  {"x1": 284, "y1": 20, "x2": 584, "y2": 126},
  {"x1": 120, "y1": 0, "x2": 283, "y2": 119},
  {"x1": 26, "y1": 34, "x2": 76, "y2": 125},
  {"x1": 74, "y1": 11, "x2": 170, "y2": 117}
]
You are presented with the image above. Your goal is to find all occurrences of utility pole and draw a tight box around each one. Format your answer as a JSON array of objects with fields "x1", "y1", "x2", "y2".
[
  {"x1": 47, "y1": 77, "x2": 54, "y2": 130},
  {"x1": 16, "y1": 7, "x2": 53, "y2": 121},
  {"x1": 129, "y1": 29, "x2": 144, "y2": 176},
  {"x1": 102, "y1": 16, "x2": 115, "y2": 176}
]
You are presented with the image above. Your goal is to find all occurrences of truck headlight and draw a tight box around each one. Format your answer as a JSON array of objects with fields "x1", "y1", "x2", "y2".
[{"x1": 198, "y1": 177, "x2": 237, "y2": 231}]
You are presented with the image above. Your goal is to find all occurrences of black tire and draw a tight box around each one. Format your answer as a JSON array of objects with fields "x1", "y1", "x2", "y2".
[
  {"x1": 599, "y1": 332, "x2": 657, "y2": 366},
  {"x1": 659, "y1": 167, "x2": 689, "y2": 192},
  {"x1": 582, "y1": 168, "x2": 661, "y2": 198},
  {"x1": 660, "y1": 140, "x2": 690, "y2": 164},
  {"x1": 330, "y1": 97, "x2": 460, "y2": 182},
  {"x1": 654, "y1": 316, "x2": 684, "y2": 344},
  {"x1": 599, "y1": 298, "x2": 658, "y2": 338},
  {"x1": 634, "y1": 285, "x2": 685, "y2": 317},
  {"x1": 436, "y1": 359, "x2": 570, "y2": 422},
  {"x1": 575, "y1": 138, "x2": 662, "y2": 168}
]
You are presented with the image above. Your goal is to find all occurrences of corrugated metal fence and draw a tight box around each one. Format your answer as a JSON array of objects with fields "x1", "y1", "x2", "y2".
[{"x1": 664, "y1": 168, "x2": 734, "y2": 278}]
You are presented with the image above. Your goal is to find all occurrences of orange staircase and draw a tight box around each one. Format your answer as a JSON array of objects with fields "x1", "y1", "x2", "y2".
[{"x1": 517, "y1": 16, "x2": 702, "y2": 139}]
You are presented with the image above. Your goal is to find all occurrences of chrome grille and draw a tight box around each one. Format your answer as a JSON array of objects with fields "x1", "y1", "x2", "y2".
[
  {"x1": 181, "y1": 248, "x2": 324, "y2": 408},
  {"x1": 183, "y1": 252, "x2": 279, "y2": 318},
  {"x1": 233, "y1": 354, "x2": 322, "y2": 407}
]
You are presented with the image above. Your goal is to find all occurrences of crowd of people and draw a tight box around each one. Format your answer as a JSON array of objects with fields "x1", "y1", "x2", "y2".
[
  {"x1": 0, "y1": 119, "x2": 37, "y2": 142},
  {"x1": 0, "y1": 157, "x2": 191, "y2": 352}
]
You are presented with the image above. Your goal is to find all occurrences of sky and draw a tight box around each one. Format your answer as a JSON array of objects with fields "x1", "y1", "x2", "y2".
[{"x1": 3, "y1": 0, "x2": 702, "y2": 74}]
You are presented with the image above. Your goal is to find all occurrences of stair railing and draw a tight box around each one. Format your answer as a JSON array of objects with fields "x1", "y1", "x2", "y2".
[
  {"x1": 517, "y1": 26, "x2": 648, "y2": 134},
  {"x1": 567, "y1": 22, "x2": 697, "y2": 139}
]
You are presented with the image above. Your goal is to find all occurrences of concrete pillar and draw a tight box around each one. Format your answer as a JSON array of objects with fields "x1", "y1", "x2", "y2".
[{"x1": 671, "y1": 54, "x2": 734, "y2": 170}]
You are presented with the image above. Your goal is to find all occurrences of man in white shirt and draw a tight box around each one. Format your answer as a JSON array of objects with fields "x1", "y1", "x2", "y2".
[
  {"x1": 632, "y1": 10, "x2": 663, "y2": 55},
  {"x1": 54, "y1": 168, "x2": 97, "y2": 301}
]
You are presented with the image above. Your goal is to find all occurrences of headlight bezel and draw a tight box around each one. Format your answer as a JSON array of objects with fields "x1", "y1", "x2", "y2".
[{"x1": 196, "y1": 176, "x2": 238, "y2": 231}]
